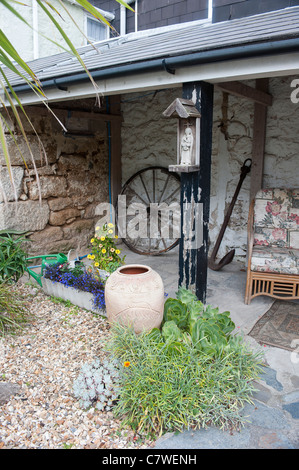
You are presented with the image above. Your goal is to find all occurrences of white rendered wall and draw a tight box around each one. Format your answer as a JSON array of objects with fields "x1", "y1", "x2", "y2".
[
  {"x1": 121, "y1": 76, "x2": 299, "y2": 262},
  {"x1": 0, "y1": 0, "x2": 86, "y2": 62}
]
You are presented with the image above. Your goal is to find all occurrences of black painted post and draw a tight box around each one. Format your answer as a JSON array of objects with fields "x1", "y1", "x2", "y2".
[{"x1": 179, "y1": 81, "x2": 214, "y2": 303}]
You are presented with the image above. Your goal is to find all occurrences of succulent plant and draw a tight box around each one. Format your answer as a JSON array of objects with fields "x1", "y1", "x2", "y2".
[{"x1": 73, "y1": 357, "x2": 120, "y2": 411}]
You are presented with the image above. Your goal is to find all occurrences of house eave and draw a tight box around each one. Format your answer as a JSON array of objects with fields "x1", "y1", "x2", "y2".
[{"x1": 6, "y1": 44, "x2": 299, "y2": 106}]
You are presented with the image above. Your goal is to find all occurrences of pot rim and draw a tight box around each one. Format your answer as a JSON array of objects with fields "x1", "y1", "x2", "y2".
[{"x1": 117, "y1": 264, "x2": 152, "y2": 276}]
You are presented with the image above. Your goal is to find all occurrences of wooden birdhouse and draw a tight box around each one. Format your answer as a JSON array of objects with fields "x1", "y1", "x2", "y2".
[{"x1": 163, "y1": 98, "x2": 201, "y2": 173}]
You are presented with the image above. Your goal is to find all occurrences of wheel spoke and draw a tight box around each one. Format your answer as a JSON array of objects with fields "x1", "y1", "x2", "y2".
[
  {"x1": 158, "y1": 174, "x2": 170, "y2": 204},
  {"x1": 139, "y1": 173, "x2": 152, "y2": 204},
  {"x1": 118, "y1": 167, "x2": 181, "y2": 255},
  {"x1": 162, "y1": 186, "x2": 180, "y2": 205},
  {"x1": 126, "y1": 186, "x2": 148, "y2": 206}
]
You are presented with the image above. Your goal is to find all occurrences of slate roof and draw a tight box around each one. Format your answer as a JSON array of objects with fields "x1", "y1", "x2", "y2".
[{"x1": 5, "y1": 6, "x2": 299, "y2": 87}]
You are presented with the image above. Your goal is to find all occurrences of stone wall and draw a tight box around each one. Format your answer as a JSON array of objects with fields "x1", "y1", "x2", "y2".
[
  {"x1": 0, "y1": 99, "x2": 109, "y2": 255},
  {"x1": 1, "y1": 77, "x2": 298, "y2": 261},
  {"x1": 121, "y1": 76, "x2": 299, "y2": 263}
]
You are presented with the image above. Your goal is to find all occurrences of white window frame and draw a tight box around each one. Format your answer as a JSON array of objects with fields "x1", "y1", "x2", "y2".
[
  {"x1": 120, "y1": 0, "x2": 137, "y2": 36},
  {"x1": 84, "y1": 6, "x2": 114, "y2": 44},
  {"x1": 208, "y1": 0, "x2": 213, "y2": 20},
  {"x1": 120, "y1": 0, "x2": 212, "y2": 38},
  {"x1": 85, "y1": 14, "x2": 110, "y2": 43}
]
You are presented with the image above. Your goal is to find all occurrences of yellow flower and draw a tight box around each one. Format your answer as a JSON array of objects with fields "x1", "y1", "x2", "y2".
[
  {"x1": 115, "y1": 249, "x2": 120, "y2": 255},
  {"x1": 102, "y1": 248, "x2": 106, "y2": 254},
  {"x1": 87, "y1": 254, "x2": 92, "y2": 259},
  {"x1": 90, "y1": 238, "x2": 95, "y2": 243},
  {"x1": 114, "y1": 235, "x2": 118, "y2": 239},
  {"x1": 94, "y1": 262, "x2": 99, "y2": 267},
  {"x1": 101, "y1": 236, "x2": 105, "y2": 241},
  {"x1": 124, "y1": 361, "x2": 131, "y2": 368},
  {"x1": 108, "y1": 223, "x2": 114, "y2": 228},
  {"x1": 91, "y1": 254, "x2": 95, "y2": 259},
  {"x1": 108, "y1": 229, "x2": 113, "y2": 234},
  {"x1": 95, "y1": 226, "x2": 100, "y2": 231}
]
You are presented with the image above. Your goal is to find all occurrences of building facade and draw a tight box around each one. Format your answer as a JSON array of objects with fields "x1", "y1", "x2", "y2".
[{"x1": 1, "y1": 1, "x2": 299, "y2": 272}]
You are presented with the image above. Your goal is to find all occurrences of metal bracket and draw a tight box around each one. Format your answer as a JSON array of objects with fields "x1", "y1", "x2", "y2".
[{"x1": 162, "y1": 59, "x2": 175, "y2": 75}]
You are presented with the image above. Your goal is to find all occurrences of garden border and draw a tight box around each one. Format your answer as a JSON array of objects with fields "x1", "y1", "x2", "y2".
[{"x1": 41, "y1": 277, "x2": 107, "y2": 317}]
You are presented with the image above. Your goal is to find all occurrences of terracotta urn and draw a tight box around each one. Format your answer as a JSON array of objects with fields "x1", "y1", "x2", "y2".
[{"x1": 104, "y1": 264, "x2": 164, "y2": 334}]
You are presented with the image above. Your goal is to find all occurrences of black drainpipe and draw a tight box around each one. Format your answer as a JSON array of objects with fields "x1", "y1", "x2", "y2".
[{"x1": 10, "y1": 37, "x2": 299, "y2": 94}]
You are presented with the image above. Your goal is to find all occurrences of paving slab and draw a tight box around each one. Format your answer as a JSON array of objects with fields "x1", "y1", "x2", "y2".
[{"x1": 154, "y1": 400, "x2": 298, "y2": 449}]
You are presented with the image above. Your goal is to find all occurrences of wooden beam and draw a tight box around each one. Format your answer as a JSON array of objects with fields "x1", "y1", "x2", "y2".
[
  {"x1": 250, "y1": 78, "x2": 269, "y2": 200},
  {"x1": 179, "y1": 81, "x2": 214, "y2": 303},
  {"x1": 108, "y1": 95, "x2": 122, "y2": 207},
  {"x1": 216, "y1": 80, "x2": 272, "y2": 106},
  {"x1": 25, "y1": 105, "x2": 122, "y2": 123}
]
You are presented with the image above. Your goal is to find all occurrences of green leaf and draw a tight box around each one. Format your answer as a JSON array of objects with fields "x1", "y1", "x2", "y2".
[
  {"x1": 162, "y1": 320, "x2": 184, "y2": 343},
  {"x1": 187, "y1": 300, "x2": 204, "y2": 331},
  {"x1": 163, "y1": 298, "x2": 189, "y2": 330},
  {"x1": 114, "y1": 0, "x2": 135, "y2": 12},
  {"x1": 176, "y1": 286, "x2": 198, "y2": 305}
]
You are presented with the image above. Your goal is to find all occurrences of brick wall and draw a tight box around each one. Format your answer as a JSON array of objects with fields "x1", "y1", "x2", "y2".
[{"x1": 212, "y1": 0, "x2": 299, "y2": 23}]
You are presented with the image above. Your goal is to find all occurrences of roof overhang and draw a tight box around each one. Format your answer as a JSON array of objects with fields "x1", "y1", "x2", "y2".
[
  {"x1": 7, "y1": 49, "x2": 299, "y2": 106},
  {"x1": 2, "y1": 6, "x2": 299, "y2": 105}
]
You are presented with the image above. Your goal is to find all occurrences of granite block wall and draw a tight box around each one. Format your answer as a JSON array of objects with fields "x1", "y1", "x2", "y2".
[{"x1": 0, "y1": 99, "x2": 109, "y2": 255}]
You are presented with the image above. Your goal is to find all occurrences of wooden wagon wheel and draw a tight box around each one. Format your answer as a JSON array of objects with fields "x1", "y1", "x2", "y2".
[{"x1": 116, "y1": 166, "x2": 181, "y2": 255}]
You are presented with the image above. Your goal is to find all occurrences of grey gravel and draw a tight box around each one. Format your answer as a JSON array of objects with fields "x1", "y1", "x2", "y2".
[{"x1": 0, "y1": 282, "x2": 155, "y2": 449}]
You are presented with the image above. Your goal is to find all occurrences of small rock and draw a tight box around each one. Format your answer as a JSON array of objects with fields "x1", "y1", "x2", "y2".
[{"x1": 0, "y1": 383, "x2": 21, "y2": 405}]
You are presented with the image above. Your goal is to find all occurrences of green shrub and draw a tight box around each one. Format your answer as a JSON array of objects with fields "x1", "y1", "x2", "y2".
[
  {"x1": 108, "y1": 323, "x2": 263, "y2": 437},
  {"x1": 107, "y1": 287, "x2": 264, "y2": 437},
  {"x1": 0, "y1": 283, "x2": 29, "y2": 335},
  {"x1": 0, "y1": 231, "x2": 28, "y2": 282}
]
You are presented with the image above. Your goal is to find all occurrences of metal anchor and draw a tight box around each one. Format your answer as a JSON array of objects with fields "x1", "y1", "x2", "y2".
[{"x1": 208, "y1": 158, "x2": 252, "y2": 271}]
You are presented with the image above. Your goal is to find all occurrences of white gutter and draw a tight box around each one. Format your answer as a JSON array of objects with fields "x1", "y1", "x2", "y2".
[{"x1": 7, "y1": 52, "x2": 299, "y2": 106}]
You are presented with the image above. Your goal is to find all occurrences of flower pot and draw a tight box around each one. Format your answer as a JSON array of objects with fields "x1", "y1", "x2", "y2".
[
  {"x1": 104, "y1": 264, "x2": 164, "y2": 334},
  {"x1": 41, "y1": 277, "x2": 106, "y2": 317}
]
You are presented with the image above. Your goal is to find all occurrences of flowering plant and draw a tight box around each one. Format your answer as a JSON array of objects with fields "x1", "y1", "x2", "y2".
[
  {"x1": 88, "y1": 223, "x2": 125, "y2": 274},
  {"x1": 43, "y1": 261, "x2": 105, "y2": 310}
]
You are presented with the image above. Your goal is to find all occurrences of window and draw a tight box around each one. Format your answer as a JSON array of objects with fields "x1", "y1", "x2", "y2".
[{"x1": 86, "y1": 17, "x2": 108, "y2": 42}]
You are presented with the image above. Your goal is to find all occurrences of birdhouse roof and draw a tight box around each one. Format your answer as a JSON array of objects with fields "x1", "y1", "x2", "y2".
[{"x1": 163, "y1": 98, "x2": 201, "y2": 119}]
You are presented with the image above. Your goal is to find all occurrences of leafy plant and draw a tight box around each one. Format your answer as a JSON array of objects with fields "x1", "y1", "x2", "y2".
[
  {"x1": 0, "y1": 232, "x2": 28, "y2": 282},
  {"x1": 0, "y1": 282, "x2": 29, "y2": 335},
  {"x1": 73, "y1": 357, "x2": 120, "y2": 411},
  {"x1": 71, "y1": 287, "x2": 263, "y2": 437},
  {"x1": 88, "y1": 223, "x2": 125, "y2": 274},
  {"x1": 43, "y1": 262, "x2": 105, "y2": 310},
  {"x1": 108, "y1": 322, "x2": 263, "y2": 437},
  {"x1": 162, "y1": 287, "x2": 236, "y2": 357},
  {"x1": 163, "y1": 298, "x2": 189, "y2": 330}
]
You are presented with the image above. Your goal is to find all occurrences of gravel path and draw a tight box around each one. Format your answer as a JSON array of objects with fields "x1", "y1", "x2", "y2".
[{"x1": 0, "y1": 282, "x2": 155, "y2": 449}]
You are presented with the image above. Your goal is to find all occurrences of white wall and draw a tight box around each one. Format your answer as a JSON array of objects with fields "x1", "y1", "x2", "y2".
[
  {"x1": 121, "y1": 76, "x2": 299, "y2": 263},
  {"x1": 0, "y1": 0, "x2": 86, "y2": 62}
]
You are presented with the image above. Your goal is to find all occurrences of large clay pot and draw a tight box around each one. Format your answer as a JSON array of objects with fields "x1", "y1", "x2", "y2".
[{"x1": 104, "y1": 264, "x2": 164, "y2": 334}]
